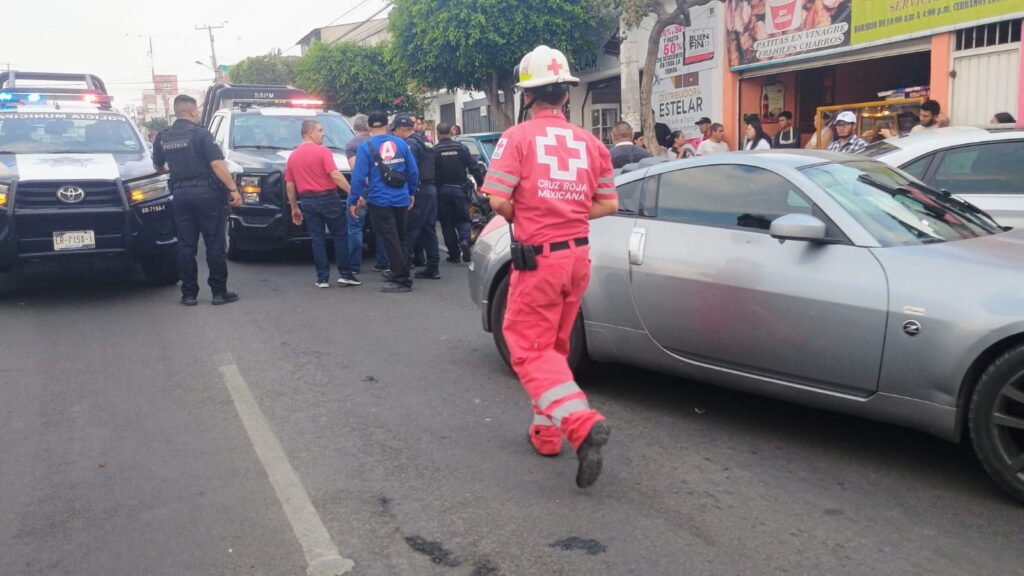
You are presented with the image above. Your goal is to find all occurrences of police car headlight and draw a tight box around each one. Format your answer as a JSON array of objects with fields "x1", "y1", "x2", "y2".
[
  {"x1": 0, "y1": 182, "x2": 9, "y2": 209},
  {"x1": 128, "y1": 175, "x2": 171, "y2": 204},
  {"x1": 238, "y1": 175, "x2": 262, "y2": 205}
]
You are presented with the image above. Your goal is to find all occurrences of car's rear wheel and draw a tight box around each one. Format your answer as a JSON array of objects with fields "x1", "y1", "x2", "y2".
[
  {"x1": 968, "y1": 344, "x2": 1024, "y2": 504},
  {"x1": 490, "y1": 274, "x2": 587, "y2": 373},
  {"x1": 140, "y1": 253, "x2": 179, "y2": 286}
]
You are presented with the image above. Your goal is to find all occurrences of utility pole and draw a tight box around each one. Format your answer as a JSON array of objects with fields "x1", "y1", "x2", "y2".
[{"x1": 195, "y1": 23, "x2": 225, "y2": 77}]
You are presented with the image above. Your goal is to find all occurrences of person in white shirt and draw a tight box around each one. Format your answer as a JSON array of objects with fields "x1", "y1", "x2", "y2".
[
  {"x1": 910, "y1": 99, "x2": 941, "y2": 134},
  {"x1": 742, "y1": 117, "x2": 772, "y2": 150},
  {"x1": 696, "y1": 123, "x2": 730, "y2": 155}
]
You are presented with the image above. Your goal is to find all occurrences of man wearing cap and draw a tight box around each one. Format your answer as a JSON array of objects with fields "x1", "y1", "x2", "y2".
[
  {"x1": 695, "y1": 117, "x2": 712, "y2": 141},
  {"x1": 349, "y1": 111, "x2": 419, "y2": 293},
  {"x1": 434, "y1": 121, "x2": 485, "y2": 265},
  {"x1": 827, "y1": 111, "x2": 868, "y2": 154},
  {"x1": 482, "y1": 45, "x2": 618, "y2": 488},
  {"x1": 394, "y1": 114, "x2": 441, "y2": 279},
  {"x1": 344, "y1": 113, "x2": 390, "y2": 275},
  {"x1": 772, "y1": 111, "x2": 800, "y2": 149}
]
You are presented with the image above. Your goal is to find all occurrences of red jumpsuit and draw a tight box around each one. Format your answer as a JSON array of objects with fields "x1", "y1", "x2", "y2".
[{"x1": 481, "y1": 107, "x2": 617, "y2": 455}]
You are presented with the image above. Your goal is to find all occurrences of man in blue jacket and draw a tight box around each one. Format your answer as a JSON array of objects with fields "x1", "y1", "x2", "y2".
[{"x1": 349, "y1": 111, "x2": 419, "y2": 293}]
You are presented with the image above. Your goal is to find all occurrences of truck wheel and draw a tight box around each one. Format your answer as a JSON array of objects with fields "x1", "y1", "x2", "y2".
[
  {"x1": 489, "y1": 274, "x2": 588, "y2": 374},
  {"x1": 141, "y1": 253, "x2": 179, "y2": 286},
  {"x1": 968, "y1": 344, "x2": 1024, "y2": 504}
]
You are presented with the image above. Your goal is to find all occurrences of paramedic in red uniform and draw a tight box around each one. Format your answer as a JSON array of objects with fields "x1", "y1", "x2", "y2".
[{"x1": 481, "y1": 45, "x2": 619, "y2": 488}]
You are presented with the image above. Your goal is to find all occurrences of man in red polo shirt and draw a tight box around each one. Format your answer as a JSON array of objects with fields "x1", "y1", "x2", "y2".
[
  {"x1": 286, "y1": 120, "x2": 361, "y2": 288},
  {"x1": 482, "y1": 45, "x2": 618, "y2": 488}
]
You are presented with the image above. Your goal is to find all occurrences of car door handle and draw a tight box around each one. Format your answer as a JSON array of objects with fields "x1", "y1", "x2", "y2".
[{"x1": 629, "y1": 227, "x2": 646, "y2": 266}]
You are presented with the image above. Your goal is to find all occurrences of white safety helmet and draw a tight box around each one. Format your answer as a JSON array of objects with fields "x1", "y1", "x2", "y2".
[{"x1": 515, "y1": 45, "x2": 580, "y2": 90}]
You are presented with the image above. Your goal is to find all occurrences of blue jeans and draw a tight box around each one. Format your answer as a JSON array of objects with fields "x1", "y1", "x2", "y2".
[
  {"x1": 406, "y1": 184, "x2": 439, "y2": 270},
  {"x1": 347, "y1": 199, "x2": 390, "y2": 272},
  {"x1": 300, "y1": 193, "x2": 350, "y2": 282}
]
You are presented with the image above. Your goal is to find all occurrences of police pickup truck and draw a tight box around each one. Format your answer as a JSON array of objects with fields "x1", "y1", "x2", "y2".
[
  {"x1": 0, "y1": 71, "x2": 178, "y2": 284},
  {"x1": 200, "y1": 84, "x2": 356, "y2": 259}
]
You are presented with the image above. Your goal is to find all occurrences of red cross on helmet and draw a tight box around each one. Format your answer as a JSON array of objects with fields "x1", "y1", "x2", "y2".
[{"x1": 515, "y1": 45, "x2": 580, "y2": 90}]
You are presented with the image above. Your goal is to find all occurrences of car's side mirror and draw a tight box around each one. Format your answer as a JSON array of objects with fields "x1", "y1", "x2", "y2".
[{"x1": 770, "y1": 213, "x2": 828, "y2": 243}]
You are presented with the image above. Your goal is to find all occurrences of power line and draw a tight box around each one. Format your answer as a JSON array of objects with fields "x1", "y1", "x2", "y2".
[
  {"x1": 329, "y1": 2, "x2": 393, "y2": 45},
  {"x1": 324, "y1": 0, "x2": 377, "y2": 28},
  {"x1": 195, "y1": 23, "x2": 226, "y2": 72}
]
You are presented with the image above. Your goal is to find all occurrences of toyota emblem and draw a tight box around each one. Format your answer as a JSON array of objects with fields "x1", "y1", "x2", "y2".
[{"x1": 56, "y1": 185, "x2": 86, "y2": 204}]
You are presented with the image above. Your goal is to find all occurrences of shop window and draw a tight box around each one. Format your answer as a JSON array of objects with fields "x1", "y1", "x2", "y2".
[
  {"x1": 956, "y1": 19, "x2": 1022, "y2": 51},
  {"x1": 655, "y1": 164, "x2": 812, "y2": 231},
  {"x1": 932, "y1": 141, "x2": 1024, "y2": 195},
  {"x1": 590, "y1": 105, "x2": 619, "y2": 146}
]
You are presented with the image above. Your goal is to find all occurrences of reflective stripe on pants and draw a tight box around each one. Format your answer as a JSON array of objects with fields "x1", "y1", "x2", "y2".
[{"x1": 503, "y1": 243, "x2": 603, "y2": 451}]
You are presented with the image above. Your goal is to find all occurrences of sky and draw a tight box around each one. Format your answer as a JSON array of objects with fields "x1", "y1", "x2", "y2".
[{"x1": 2, "y1": 0, "x2": 390, "y2": 108}]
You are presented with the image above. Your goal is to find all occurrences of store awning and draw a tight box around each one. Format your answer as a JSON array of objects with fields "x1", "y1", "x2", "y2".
[{"x1": 739, "y1": 37, "x2": 932, "y2": 79}]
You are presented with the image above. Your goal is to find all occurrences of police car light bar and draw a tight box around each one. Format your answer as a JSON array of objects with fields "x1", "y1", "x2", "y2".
[
  {"x1": 0, "y1": 90, "x2": 112, "y2": 109},
  {"x1": 290, "y1": 98, "x2": 324, "y2": 108}
]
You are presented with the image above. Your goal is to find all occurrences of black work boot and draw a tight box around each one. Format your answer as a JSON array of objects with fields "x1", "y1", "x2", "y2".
[
  {"x1": 414, "y1": 268, "x2": 441, "y2": 279},
  {"x1": 575, "y1": 420, "x2": 611, "y2": 488},
  {"x1": 460, "y1": 242, "x2": 472, "y2": 262},
  {"x1": 180, "y1": 295, "x2": 198, "y2": 306},
  {"x1": 211, "y1": 291, "x2": 239, "y2": 305}
]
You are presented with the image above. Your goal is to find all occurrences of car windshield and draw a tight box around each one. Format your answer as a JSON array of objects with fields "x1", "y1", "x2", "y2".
[
  {"x1": 231, "y1": 113, "x2": 354, "y2": 150},
  {"x1": 0, "y1": 111, "x2": 143, "y2": 153},
  {"x1": 802, "y1": 160, "x2": 1001, "y2": 246}
]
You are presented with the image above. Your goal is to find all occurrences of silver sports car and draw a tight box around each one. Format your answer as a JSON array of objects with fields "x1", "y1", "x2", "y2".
[{"x1": 469, "y1": 150, "x2": 1024, "y2": 503}]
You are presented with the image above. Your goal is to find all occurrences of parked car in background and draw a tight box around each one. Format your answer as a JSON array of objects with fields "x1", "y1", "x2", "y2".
[
  {"x1": 470, "y1": 149, "x2": 1024, "y2": 504},
  {"x1": 863, "y1": 126, "x2": 1024, "y2": 228},
  {"x1": 455, "y1": 132, "x2": 501, "y2": 168}
]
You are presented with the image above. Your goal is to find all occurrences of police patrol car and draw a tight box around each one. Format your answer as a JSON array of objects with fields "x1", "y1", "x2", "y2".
[
  {"x1": 0, "y1": 71, "x2": 178, "y2": 284},
  {"x1": 200, "y1": 84, "x2": 356, "y2": 259}
]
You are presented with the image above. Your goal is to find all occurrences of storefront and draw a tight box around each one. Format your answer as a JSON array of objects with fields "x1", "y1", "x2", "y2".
[
  {"x1": 570, "y1": 49, "x2": 623, "y2": 145},
  {"x1": 724, "y1": 0, "x2": 1024, "y2": 146}
]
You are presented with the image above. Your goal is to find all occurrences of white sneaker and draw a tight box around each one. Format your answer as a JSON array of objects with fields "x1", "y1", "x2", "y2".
[{"x1": 315, "y1": 282, "x2": 330, "y2": 288}]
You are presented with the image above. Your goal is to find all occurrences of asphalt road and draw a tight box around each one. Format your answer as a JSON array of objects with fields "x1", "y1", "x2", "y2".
[{"x1": 1, "y1": 248, "x2": 1022, "y2": 576}]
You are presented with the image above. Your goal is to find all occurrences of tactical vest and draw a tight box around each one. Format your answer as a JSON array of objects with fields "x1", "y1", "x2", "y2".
[
  {"x1": 434, "y1": 140, "x2": 469, "y2": 187},
  {"x1": 408, "y1": 134, "x2": 436, "y2": 184},
  {"x1": 160, "y1": 123, "x2": 211, "y2": 182}
]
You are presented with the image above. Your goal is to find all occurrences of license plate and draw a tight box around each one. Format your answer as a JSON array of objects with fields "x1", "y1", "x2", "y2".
[{"x1": 53, "y1": 230, "x2": 96, "y2": 251}]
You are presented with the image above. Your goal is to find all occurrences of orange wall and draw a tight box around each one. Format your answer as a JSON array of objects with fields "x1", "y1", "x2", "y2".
[
  {"x1": 737, "y1": 73, "x2": 798, "y2": 139},
  {"x1": 722, "y1": 67, "x2": 739, "y2": 148},
  {"x1": 930, "y1": 33, "x2": 953, "y2": 109}
]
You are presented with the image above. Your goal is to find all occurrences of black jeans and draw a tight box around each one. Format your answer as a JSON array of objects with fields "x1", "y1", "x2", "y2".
[
  {"x1": 405, "y1": 184, "x2": 439, "y2": 271},
  {"x1": 438, "y1": 185, "x2": 471, "y2": 258},
  {"x1": 172, "y1": 184, "x2": 228, "y2": 298},
  {"x1": 369, "y1": 204, "x2": 411, "y2": 287}
]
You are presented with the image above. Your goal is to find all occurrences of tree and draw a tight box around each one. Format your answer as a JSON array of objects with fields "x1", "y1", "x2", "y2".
[
  {"x1": 142, "y1": 118, "x2": 168, "y2": 132},
  {"x1": 389, "y1": 0, "x2": 610, "y2": 130},
  {"x1": 294, "y1": 42, "x2": 416, "y2": 117},
  {"x1": 229, "y1": 52, "x2": 298, "y2": 85},
  {"x1": 607, "y1": 0, "x2": 723, "y2": 151}
]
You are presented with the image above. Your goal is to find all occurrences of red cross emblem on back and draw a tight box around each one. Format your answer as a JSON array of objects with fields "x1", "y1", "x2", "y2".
[{"x1": 547, "y1": 58, "x2": 563, "y2": 76}]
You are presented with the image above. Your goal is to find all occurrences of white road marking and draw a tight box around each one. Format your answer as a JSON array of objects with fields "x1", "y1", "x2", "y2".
[{"x1": 219, "y1": 363, "x2": 354, "y2": 576}]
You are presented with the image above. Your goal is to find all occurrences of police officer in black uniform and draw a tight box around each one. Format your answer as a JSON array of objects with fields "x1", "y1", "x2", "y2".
[
  {"x1": 153, "y1": 95, "x2": 242, "y2": 306},
  {"x1": 433, "y1": 122, "x2": 485, "y2": 263},
  {"x1": 395, "y1": 115, "x2": 441, "y2": 278}
]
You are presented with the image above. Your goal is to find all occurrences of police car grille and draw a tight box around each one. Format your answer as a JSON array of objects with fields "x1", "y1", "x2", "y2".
[
  {"x1": 16, "y1": 212, "x2": 125, "y2": 240},
  {"x1": 15, "y1": 181, "x2": 123, "y2": 209}
]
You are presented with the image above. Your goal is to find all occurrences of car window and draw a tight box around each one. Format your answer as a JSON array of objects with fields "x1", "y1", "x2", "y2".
[
  {"x1": 655, "y1": 164, "x2": 813, "y2": 231},
  {"x1": 616, "y1": 179, "x2": 642, "y2": 214},
  {"x1": 901, "y1": 154, "x2": 932, "y2": 180},
  {"x1": 459, "y1": 138, "x2": 482, "y2": 159},
  {"x1": 932, "y1": 141, "x2": 1024, "y2": 195}
]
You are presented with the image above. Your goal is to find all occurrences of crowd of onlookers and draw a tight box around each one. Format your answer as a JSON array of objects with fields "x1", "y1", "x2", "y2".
[{"x1": 607, "y1": 99, "x2": 1017, "y2": 169}]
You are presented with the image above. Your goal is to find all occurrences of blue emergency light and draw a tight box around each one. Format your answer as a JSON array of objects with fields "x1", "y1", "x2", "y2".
[{"x1": 0, "y1": 92, "x2": 12, "y2": 101}]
